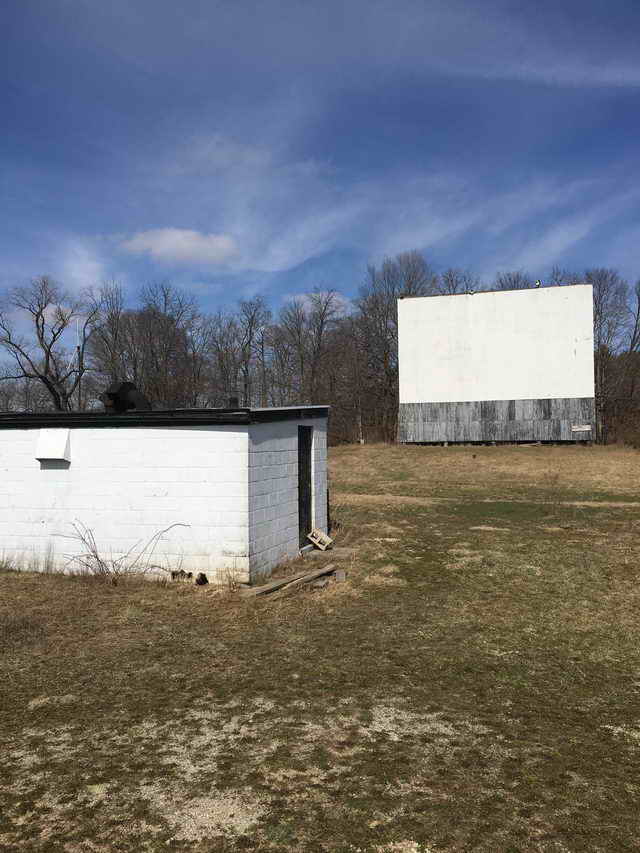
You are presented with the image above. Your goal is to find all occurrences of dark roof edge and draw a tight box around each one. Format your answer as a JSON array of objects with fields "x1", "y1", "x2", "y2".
[
  {"x1": 398, "y1": 282, "x2": 592, "y2": 300},
  {"x1": 0, "y1": 406, "x2": 330, "y2": 430}
]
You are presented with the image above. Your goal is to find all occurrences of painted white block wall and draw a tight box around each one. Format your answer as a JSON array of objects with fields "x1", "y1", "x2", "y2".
[
  {"x1": 398, "y1": 285, "x2": 595, "y2": 404},
  {"x1": 248, "y1": 418, "x2": 328, "y2": 579},
  {"x1": 0, "y1": 424, "x2": 250, "y2": 582},
  {"x1": 0, "y1": 413, "x2": 329, "y2": 584}
]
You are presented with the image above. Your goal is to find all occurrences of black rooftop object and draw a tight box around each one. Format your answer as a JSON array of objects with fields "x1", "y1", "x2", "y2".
[{"x1": 99, "y1": 382, "x2": 152, "y2": 414}]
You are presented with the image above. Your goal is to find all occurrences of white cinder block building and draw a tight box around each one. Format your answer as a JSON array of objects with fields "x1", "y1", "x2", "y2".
[
  {"x1": 398, "y1": 284, "x2": 595, "y2": 443},
  {"x1": 0, "y1": 406, "x2": 328, "y2": 584}
]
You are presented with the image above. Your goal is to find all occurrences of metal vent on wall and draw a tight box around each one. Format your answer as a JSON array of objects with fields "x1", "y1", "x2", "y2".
[{"x1": 35, "y1": 428, "x2": 71, "y2": 466}]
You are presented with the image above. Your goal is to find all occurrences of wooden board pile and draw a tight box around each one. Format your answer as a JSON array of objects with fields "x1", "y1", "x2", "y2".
[{"x1": 240, "y1": 564, "x2": 345, "y2": 600}]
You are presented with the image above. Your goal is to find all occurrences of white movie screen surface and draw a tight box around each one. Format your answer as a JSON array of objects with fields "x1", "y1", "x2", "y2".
[
  {"x1": 399, "y1": 286, "x2": 594, "y2": 405},
  {"x1": 397, "y1": 285, "x2": 594, "y2": 443}
]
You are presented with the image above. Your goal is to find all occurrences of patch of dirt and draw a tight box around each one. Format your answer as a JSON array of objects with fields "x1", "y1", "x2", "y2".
[
  {"x1": 601, "y1": 723, "x2": 640, "y2": 745},
  {"x1": 448, "y1": 545, "x2": 484, "y2": 565},
  {"x1": 364, "y1": 574, "x2": 408, "y2": 587},
  {"x1": 364, "y1": 562, "x2": 406, "y2": 586},
  {"x1": 27, "y1": 694, "x2": 78, "y2": 710},
  {"x1": 267, "y1": 766, "x2": 329, "y2": 786},
  {"x1": 3, "y1": 694, "x2": 507, "y2": 847},
  {"x1": 366, "y1": 705, "x2": 491, "y2": 745},
  {"x1": 84, "y1": 782, "x2": 111, "y2": 804},
  {"x1": 141, "y1": 784, "x2": 266, "y2": 842},
  {"x1": 469, "y1": 525, "x2": 510, "y2": 532},
  {"x1": 336, "y1": 493, "x2": 440, "y2": 507},
  {"x1": 363, "y1": 523, "x2": 406, "y2": 535}
]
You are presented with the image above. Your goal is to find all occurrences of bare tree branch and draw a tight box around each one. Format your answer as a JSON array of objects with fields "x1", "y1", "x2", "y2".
[{"x1": 0, "y1": 276, "x2": 102, "y2": 411}]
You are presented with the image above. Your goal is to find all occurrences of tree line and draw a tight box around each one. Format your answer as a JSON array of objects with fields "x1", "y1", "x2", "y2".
[{"x1": 1, "y1": 251, "x2": 639, "y2": 444}]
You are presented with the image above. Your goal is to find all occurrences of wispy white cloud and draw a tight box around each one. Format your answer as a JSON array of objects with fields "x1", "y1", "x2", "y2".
[
  {"x1": 6, "y1": 0, "x2": 640, "y2": 305},
  {"x1": 58, "y1": 239, "x2": 106, "y2": 290},
  {"x1": 36, "y1": 3, "x2": 640, "y2": 287},
  {"x1": 115, "y1": 122, "x2": 640, "y2": 286},
  {"x1": 121, "y1": 229, "x2": 239, "y2": 266},
  {"x1": 485, "y1": 186, "x2": 640, "y2": 276}
]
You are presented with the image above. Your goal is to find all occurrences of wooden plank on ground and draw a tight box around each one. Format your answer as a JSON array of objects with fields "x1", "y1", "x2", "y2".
[
  {"x1": 241, "y1": 563, "x2": 337, "y2": 598},
  {"x1": 270, "y1": 564, "x2": 336, "y2": 599},
  {"x1": 240, "y1": 571, "x2": 310, "y2": 597}
]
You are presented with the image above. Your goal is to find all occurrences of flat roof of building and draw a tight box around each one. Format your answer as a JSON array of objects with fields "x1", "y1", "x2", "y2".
[{"x1": 0, "y1": 405, "x2": 329, "y2": 430}]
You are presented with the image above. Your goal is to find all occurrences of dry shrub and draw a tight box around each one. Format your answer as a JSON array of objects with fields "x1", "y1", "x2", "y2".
[
  {"x1": 0, "y1": 554, "x2": 19, "y2": 573},
  {"x1": 57, "y1": 521, "x2": 190, "y2": 584}
]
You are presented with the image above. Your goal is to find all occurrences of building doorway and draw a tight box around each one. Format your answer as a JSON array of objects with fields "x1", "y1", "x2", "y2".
[{"x1": 298, "y1": 426, "x2": 313, "y2": 547}]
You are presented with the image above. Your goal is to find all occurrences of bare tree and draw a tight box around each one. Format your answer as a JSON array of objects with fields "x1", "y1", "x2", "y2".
[
  {"x1": 237, "y1": 297, "x2": 271, "y2": 406},
  {"x1": 255, "y1": 320, "x2": 271, "y2": 407},
  {"x1": 356, "y1": 251, "x2": 437, "y2": 441},
  {"x1": 548, "y1": 266, "x2": 579, "y2": 287},
  {"x1": 306, "y1": 291, "x2": 340, "y2": 404},
  {"x1": 438, "y1": 268, "x2": 479, "y2": 294},
  {"x1": 589, "y1": 268, "x2": 628, "y2": 354},
  {"x1": 494, "y1": 270, "x2": 532, "y2": 290},
  {"x1": 90, "y1": 282, "x2": 127, "y2": 383},
  {"x1": 91, "y1": 282, "x2": 206, "y2": 408},
  {"x1": 326, "y1": 313, "x2": 367, "y2": 443},
  {"x1": 267, "y1": 321, "x2": 296, "y2": 406},
  {"x1": 279, "y1": 298, "x2": 308, "y2": 403},
  {"x1": 395, "y1": 250, "x2": 439, "y2": 295},
  {"x1": 207, "y1": 310, "x2": 241, "y2": 404},
  {"x1": 0, "y1": 277, "x2": 101, "y2": 411},
  {"x1": 274, "y1": 290, "x2": 342, "y2": 405},
  {"x1": 10, "y1": 253, "x2": 640, "y2": 448},
  {"x1": 626, "y1": 280, "x2": 640, "y2": 363},
  {"x1": 586, "y1": 268, "x2": 629, "y2": 441},
  {"x1": 182, "y1": 312, "x2": 213, "y2": 407},
  {"x1": 611, "y1": 280, "x2": 640, "y2": 415},
  {"x1": 0, "y1": 375, "x2": 19, "y2": 411},
  {"x1": 135, "y1": 283, "x2": 199, "y2": 407},
  {"x1": 0, "y1": 373, "x2": 53, "y2": 412}
]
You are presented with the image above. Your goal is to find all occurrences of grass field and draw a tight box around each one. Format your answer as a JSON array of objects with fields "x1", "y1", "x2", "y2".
[{"x1": 2, "y1": 443, "x2": 640, "y2": 852}]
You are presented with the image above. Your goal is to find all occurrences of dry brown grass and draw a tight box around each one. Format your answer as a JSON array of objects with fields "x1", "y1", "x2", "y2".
[
  {"x1": 331, "y1": 442, "x2": 640, "y2": 500},
  {"x1": 1, "y1": 443, "x2": 640, "y2": 851}
]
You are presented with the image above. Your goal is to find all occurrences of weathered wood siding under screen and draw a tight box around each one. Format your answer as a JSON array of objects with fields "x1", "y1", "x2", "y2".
[{"x1": 398, "y1": 397, "x2": 595, "y2": 442}]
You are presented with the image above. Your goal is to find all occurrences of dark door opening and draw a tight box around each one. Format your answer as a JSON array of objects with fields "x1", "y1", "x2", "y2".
[{"x1": 298, "y1": 426, "x2": 313, "y2": 548}]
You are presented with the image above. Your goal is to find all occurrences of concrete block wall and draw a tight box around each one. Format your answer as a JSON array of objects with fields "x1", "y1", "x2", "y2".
[
  {"x1": 0, "y1": 425, "x2": 251, "y2": 583},
  {"x1": 248, "y1": 419, "x2": 328, "y2": 580}
]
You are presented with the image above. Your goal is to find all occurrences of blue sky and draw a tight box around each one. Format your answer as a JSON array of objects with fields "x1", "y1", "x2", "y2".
[{"x1": 2, "y1": 0, "x2": 640, "y2": 310}]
